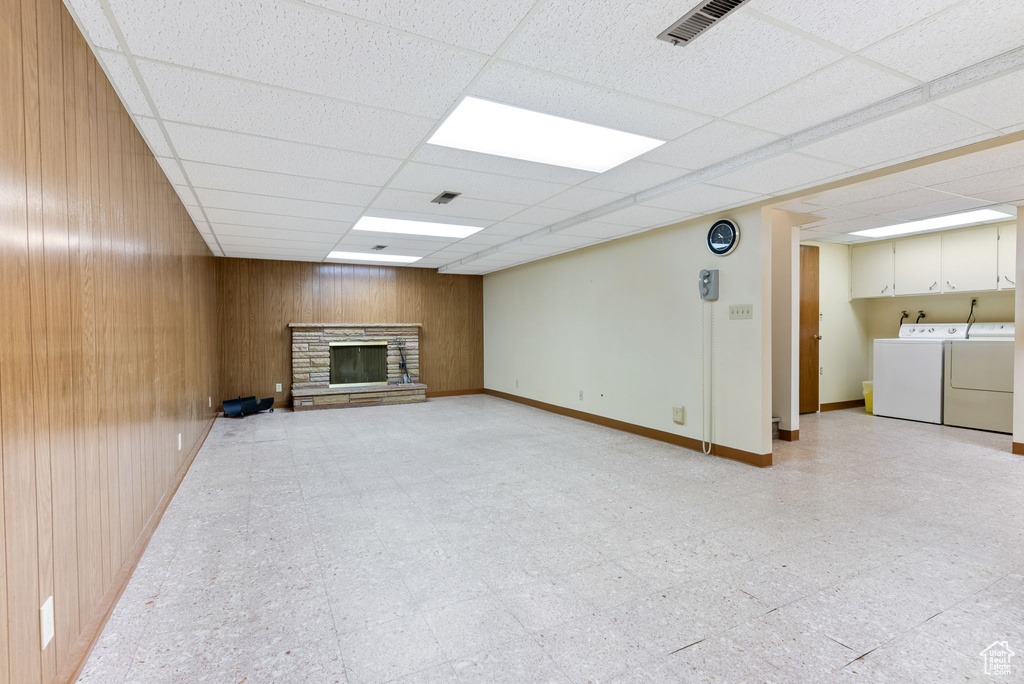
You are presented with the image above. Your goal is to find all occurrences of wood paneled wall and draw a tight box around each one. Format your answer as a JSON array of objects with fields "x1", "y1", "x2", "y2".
[
  {"x1": 216, "y1": 259, "x2": 484, "y2": 401},
  {"x1": 0, "y1": 1, "x2": 219, "y2": 682}
]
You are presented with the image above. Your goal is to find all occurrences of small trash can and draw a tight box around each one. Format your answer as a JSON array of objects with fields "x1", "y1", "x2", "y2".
[{"x1": 862, "y1": 380, "x2": 873, "y2": 414}]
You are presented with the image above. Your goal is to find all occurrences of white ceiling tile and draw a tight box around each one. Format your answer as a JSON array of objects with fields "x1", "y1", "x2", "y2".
[
  {"x1": 935, "y1": 68, "x2": 1024, "y2": 133},
  {"x1": 454, "y1": 233, "x2": 510, "y2": 246},
  {"x1": 136, "y1": 60, "x2": 433, "y2": 159},
  {"x1": 598, "y1": 205, "x2": 693, "y2": 228},
  {"x1": 581, "y1": 160, "x2": 686, "y2": 194},
  {"x1": 640, "y1": 121, "x2": 779, "y2": 170},
  {"x1": 184, "y1": 204, "x2": 206, "y2": 226},
  {"x1": 470, "y1": 61, "x2": 710, "y2": 141},
  {"x1": 204, "y1": 208, "x2": 351, "y2": 233},
  {"x1": 815, "y1": 216, "x2": 904, "y2": 233},
  {"x1": 503, "y1": 6, "x2": 841, "y2": 116},
  {"x1": 497, "y1": 244, "x2": 568, "y2": 257},
  {"x1": 212, "y1": 224, "x2": 342, "y2": 243},
  {"x1": 97, "y1": 52, "x2": 152, "y2": 116},
  {"x1": 108, "y1": 0, "x2": 486, "y2": 117},
  {"x1": 481, "y1": 223, "x2": 541, "y2": 238},
  {"x1": 503, "y1": 206, "x2": 578, "y2": 226},
  {"x1": 559, "y1": 222, "x2": 639, "y2": 240},
  {"x1": 304, "y1": 0, "x2": 534, "y2": 53},
  {"x1": 134, "y1": 116, "x2": 173, "y2": 156},
  {"x1": 725, "y1": 59, "x2": 913, "y2": 135},
  {"x1": 217, "y1": 234, "x2": 333, "y2": 250},
  {"x1": 540, "y1": 187, "x2": 627, "y2": 213},
  {"x1": 801, "y1": 179, "x2": 923, "y2": 207},
  {"x1": 163, "y1": 122, "x2": 402, "y2": 186},
  {"x1": 194, "y1": 188, "x2": 364, "y2": 222},
  {"x1": 371, "y1": 189, "x2": 524, "y2": 222},
  {"x1": 876, "y1": 197, "x2": 992, "y2": 221},
  {"x1": 334, "y1": 233, "x2": 453, "y2": 250},
  {"x1": 388, "y1": 163, "x2": 568, "y2": 205},
  {"x1": 172, "y1": 184, "x2": 199, "y2": 206},
  {"x1": 644, "y1": 184, "x2": 762, "y2": 214},
  {"x1": 859, "y1": 0, "x2": 1024, "y2": 81},
  {"x1": 798, "y1": 105, "x2": 992, "y2": 169},
  {"x1": 892, "y1": 144, "x2": 1024, "y2": 187},
  {"x1": 157, "y1": 157, "x2": 186, "y2": 186},
  {"x1": 752, "y1": 0, "x2": 963, "y2": 52},
  {"x1": 64, "y1": 0, "x2": 121, "y2": 49},
  {"x1": 711, "y1": 153, "x2": 853, "y2": 194},
  {"x1": 972, "y1": 184, "x2": 1024, "y2": 205},
  {"x1": 530, "y1": 233, "x2": 598, "y2": 249},
  {"x1": 931, "y1": 167, "x2": 1024, "y2": 197},
  {"x1": 429, "y1": 244, "x2": 484, "y2": 255},
  {"x1": 414, "y1": 145, "x2": 595, "y2": 185},
  {"x1": 838, "y1": 187, "x2": 955, "y2": 215},
  {"x1": 181, "y1": 161, "x2": 379, "y2": 206}
]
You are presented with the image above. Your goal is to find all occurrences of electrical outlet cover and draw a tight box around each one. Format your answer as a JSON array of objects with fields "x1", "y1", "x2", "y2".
[{"x1": 40, "y1": 596, "x2": 54, "y2": 649}]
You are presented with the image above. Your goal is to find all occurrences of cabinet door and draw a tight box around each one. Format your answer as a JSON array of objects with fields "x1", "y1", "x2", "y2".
[
  {"x1": 998, "y1": 224, "x2": 1016, "y2": 290},
  {"x1": 941, "y1": 225, "x2": 998, "y2": 293},
  {"x1": 894, "y1": 234, "x2": 941, "y2": 295},
  {"x1": 850, "y1": 241, "x2": 893, "y2": 299}
]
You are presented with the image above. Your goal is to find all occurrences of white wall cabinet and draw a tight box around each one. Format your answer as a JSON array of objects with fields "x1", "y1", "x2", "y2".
[
  {"x1": 998, "y1": 224, "x2": 1016, "y2": 290},
  {"x1": 850, "y1": 241, "x2": 894, "y2": 299},
  {"x1": 941, "y1": 225, "x2": 998, "y2": 293},
  {"x1": 893, "y1": 234, "x2": 941, "y2": 296}
]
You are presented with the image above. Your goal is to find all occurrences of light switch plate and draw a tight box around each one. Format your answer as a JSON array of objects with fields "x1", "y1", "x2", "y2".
[
  {"x1": 40, "y1": 596, "x2": 54, "y2": 650},
  {"x1": 729, "y1": 304, "x2": 753, "y2": 320}
]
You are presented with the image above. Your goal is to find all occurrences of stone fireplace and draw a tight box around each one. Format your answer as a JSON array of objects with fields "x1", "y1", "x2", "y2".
[{"x1": 289, "y1": 323, "x2": 427, "y2": 409}]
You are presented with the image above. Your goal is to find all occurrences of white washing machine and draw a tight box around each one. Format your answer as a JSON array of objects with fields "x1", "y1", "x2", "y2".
[
  {"x1": 943, "y1": 322, "x2": 1015, "y2": 433},
  {"x1": 873, "y1": 323, "x2": 970, "y2": 424}
]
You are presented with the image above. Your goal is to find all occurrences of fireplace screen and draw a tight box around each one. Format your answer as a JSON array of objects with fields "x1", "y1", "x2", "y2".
[{"x1": 330, "y1": 344, "x2": 388, "y2": 386}]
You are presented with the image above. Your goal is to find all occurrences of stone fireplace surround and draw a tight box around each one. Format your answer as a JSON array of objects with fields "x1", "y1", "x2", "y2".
[{"x1": 289, "y1": 323, "x2": 426, "y2": 409}]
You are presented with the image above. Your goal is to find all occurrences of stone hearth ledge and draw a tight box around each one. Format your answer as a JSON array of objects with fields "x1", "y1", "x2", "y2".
[{"x1": 292, "y1": 383, "x2": 427, "y2": 410}]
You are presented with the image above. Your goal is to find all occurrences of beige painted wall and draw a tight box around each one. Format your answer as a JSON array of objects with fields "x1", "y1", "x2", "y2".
[
  {"x1": 483, "y1": 205, "x2": 772, "y2": 457},
  {"x1": 807, "y1": 241, "x2": 871, "y2": 404},
  {"x1": 771, "y1": 213, "x2": 799, "y2": 429}
]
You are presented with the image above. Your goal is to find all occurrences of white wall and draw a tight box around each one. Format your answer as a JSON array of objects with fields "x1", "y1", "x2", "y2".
[
  {"x1": 483, "y1": 206, "x2": 772, "y2": 457},
  {"x1": 806, "y1": 241, "x2": 871, "y2": 404},
  {"x1": 1012, "y1": 208, "x2": 1024, "y2": 446}
]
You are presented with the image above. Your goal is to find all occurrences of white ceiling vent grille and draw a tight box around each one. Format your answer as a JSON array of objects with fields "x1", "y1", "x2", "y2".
[{"x1": 657, "y1": 0, "x2": 753, "y2": 46}]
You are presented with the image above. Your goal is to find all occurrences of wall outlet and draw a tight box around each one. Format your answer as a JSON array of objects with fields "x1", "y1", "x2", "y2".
[
  {"x1": 579, "y1": 390, "x2": 584, "y2": 401},
  {"x1": 729, "y1": 304, "x2": 753, "y2": 320},
  {"x1": 177, "y1": 433, "x2": 182, "y2": 451},
  {"x1": 276, "y1": 383, "x2": 283, "y2": 392},
  {"x1": 40, "y1": 596, "x2": 54, "y2": 650},
  {"x1": 672, "y1": 406, "x2": 685, "y2": 425}
]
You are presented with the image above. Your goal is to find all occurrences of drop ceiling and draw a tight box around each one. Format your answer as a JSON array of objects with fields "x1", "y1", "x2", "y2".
[{"x1": 65, "y1": 0, "x2": 1024, "y2": 273}]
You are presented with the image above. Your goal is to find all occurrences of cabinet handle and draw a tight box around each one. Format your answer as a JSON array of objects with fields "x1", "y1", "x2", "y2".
[
  {"x1": 881, "y1": 285, "x2": 889, "y2": 294},
  {"x1": 1006, "y1": 275, "x2": 1015, "y2": 286},
  {"x1": 946, "y1": 281, "x2": 955, "y2": 290},
  {"x1": 929, "y1": 281, "x2": 937, "y2": 290}
]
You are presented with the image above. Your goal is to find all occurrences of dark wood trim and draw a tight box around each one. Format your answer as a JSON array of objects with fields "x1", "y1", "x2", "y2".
[
  {"x1": 779, "y1": 429, "x2": 799, "y2": 441},
  {"x1": 1013, "y1": 442, "x2": 1024, "y2": 456},
  {"x1": 483, "y1": 389, "x2": 771, "y2": 468},
  {"x1": 820, "y1": 399, "x2": 866, "y2": 412},
  {"x1": 57, "y1": 416, "x2": 216, "y2": 684},
  {"x1": 426, "y1": 389, "x2": 484, "y2": 398}
]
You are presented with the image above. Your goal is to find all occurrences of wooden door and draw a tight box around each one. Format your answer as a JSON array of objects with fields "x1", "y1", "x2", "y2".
[{"x1": 799, "y1": 245, "x2": 820, "y2": 414}]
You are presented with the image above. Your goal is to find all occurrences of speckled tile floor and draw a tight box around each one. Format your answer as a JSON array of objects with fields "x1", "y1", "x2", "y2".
[{"x1": 77, "y1": 396, "x2": 1024, "y2": 684}]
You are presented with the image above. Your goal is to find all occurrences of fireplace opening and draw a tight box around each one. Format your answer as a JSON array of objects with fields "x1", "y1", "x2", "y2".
[{"x1": 329, "y1": 342, "x2": 388, "y2": 387}]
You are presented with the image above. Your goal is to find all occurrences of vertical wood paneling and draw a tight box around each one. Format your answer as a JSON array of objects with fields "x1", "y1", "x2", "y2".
[
  {"x1": 217, "y1": 259, "x2": 484, "y2": 402},
  {"x1": 1, "y1": 1, "x2": 219, "y2": 682}
]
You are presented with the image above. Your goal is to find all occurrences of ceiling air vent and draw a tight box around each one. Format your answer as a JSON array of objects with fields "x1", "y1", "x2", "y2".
[
  {"x1": 371, "y1": 245, "x2": 387, "y2": 251},
  {"x1": 657, "y1": 0, "x2": 753, "y2": 46},
  {"x1": 431, "y1": 191, "x2": 461, "y2": 204}
]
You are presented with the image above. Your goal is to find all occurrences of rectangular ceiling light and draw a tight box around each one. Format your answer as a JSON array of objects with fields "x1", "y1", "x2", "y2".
[
  {"x1": 427, "y1": 97, "x2": 665, "y2": 173},
  {"x1": 327, "y1": 251, "x2": 421, "y2": 264},
  {"x1": 849, "y1": 209, "x2": 1013, "y2": 239},
  {"x1": 353, "y1": 216, "x2": 483, "y2": 239}
]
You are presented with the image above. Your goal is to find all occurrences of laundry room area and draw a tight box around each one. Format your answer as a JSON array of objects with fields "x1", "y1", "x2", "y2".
[{"x1": 772, "y1": 140, "x2": 1024, "y2": 446}]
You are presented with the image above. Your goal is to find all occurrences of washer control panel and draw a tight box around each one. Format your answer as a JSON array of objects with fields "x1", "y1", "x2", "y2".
[
  {"x1": 898, "y1": 323, "x2": 969, "y2": 339},
  {"x1": 967, "y1": 322, "x2": 1015, "y2": 339}
]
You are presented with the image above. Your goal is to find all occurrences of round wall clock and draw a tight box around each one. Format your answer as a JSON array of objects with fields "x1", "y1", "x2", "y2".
[{"x1": 707, "y1": 219, "x2": 739, "y2": 256}]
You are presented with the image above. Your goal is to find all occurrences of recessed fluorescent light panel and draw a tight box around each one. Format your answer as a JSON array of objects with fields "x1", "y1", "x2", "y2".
[
  {"x1": 353, "y1": 216, "x2": 483, "y2": 239},
  {"x1": 327, "y1": 251, "x2": 421, "y2": 264},
  {"x1": 428, "y1": 97, "x2": 665, "y2": 173},
  {"x1": 850, "y1": 209, "x2": 1013, "y2": 239}
]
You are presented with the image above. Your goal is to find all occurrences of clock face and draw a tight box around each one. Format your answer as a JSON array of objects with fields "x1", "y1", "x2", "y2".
[{"x1": 707, "y1": 219, "x2": 739, "y2": 256}]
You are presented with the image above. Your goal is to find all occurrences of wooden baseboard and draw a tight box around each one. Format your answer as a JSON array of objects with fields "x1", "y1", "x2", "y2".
[
  {"x1": 57, "y1": 415, "x2": 216, "y2": 684},
  {"x1": 779, "y1": 429, "x2": 799, "y2": 441},
  {"x1": 425, "y1": 388, "x2": 484, "y2": 398},
  {"x1": 483, "y1": 389, "x2": 771, "y2": 468},
  {"x1": 820, "y1": 399, "x2": 866, "y2": 412},
  {"x1": 1013, "y1": 442, "x2": 1024, "y2": 456}
]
